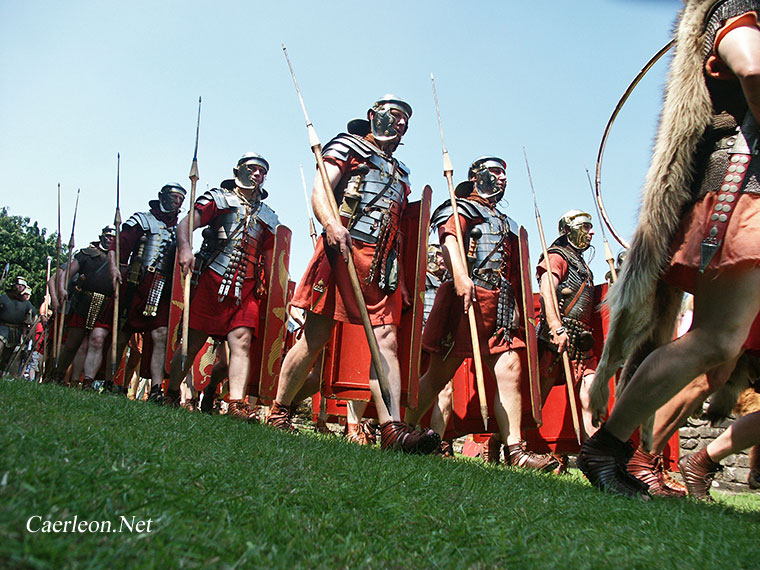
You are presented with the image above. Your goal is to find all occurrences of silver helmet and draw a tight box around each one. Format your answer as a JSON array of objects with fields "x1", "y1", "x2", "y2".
[
  {"x1": 233, "y1": 152, "x2": 269, "y2": 192},
  {"x1": 99, "y1": 225, "x2": 116, "y2": 250},
  {"x1": 347, "y1": 94, "x2": 412, "y2": 145},
  {"x1": 559, "y1": 209, "x2": 593, "y2": 250},
  {"x1": 454, "y1": 156, "x2": 507, "y2": 202},
  {"x1": 158, "y1": 183, "x2": 187, "y2": 214}
]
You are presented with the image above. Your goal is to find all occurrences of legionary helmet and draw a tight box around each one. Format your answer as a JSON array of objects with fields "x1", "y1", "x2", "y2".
[
  {"x1": 454, "y1": 156, "x2": 507, "y2": 202},
  {"x1": 232, "y1": 152, "x2": 269, "y2": 193},
  {"x1": 99, "y1": 225, "x2": 116, "y2": 249},
  {"x1": 15, "y1": 276, "x2": 28, "y2": 288},
  {"x1": 158, "y1": 183, "x2": 187, "y2": 214},
  {"x1": 348, "y1": 94, "x2": 412, "y2": 143},
  {"x1": 559, "y1": 209, "x2": 593, "y2": 250}
]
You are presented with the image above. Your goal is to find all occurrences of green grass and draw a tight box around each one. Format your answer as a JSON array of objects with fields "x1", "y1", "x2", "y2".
[{"x1": 1, "y1": 379, "x2": 759, "y2": 569}]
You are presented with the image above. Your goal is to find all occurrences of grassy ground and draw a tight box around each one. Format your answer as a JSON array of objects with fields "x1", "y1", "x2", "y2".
[{"x1": 1, "y1": 379, "x2": 759, "y2": 569}]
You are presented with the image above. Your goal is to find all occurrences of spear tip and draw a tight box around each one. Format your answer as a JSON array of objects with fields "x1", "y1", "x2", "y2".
[{"x1": 198, "y1": 95, "x2": 202, "y2": 104}]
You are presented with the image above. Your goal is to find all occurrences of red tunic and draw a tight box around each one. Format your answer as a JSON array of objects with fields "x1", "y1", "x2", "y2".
[
  {"x1": 422, "y1": 212, "x2": 525, "y2": 358},
  {"x1": 187, "y1": 197, "x2": 271, "y2": 340},
  {"x1": 114, "y1": 203, "x2": 179, "y2": 332},
  {"x1": 290, "y1": 152, "x2": 408, "y2": 327}
]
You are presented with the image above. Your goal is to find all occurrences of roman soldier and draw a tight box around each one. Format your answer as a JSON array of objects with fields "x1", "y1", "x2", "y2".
[
  {"x1": 268, "y1": 95, "x2": 440, "y2": 454},
  {"x1": 405, "y1": 157, "x2": 558, "y2": 471},
  {"x1": 0, "y1": 276, "x2": 34, "y2": 366},
  {"x1": 536, "y1": 210, "x2": 598, "y2": 441},
  {"x1": 109, "y1": 182, "x2": 186, "y2": 398},
  {"x1": 53, "y1": 227, "x2": 116, "y2": 388},
  {"x1": 579, "y1": 0, "x2": 760, "y2": 498},
  {"x1": 168, "y1": 152, "x2": 278, "y2": 421}
]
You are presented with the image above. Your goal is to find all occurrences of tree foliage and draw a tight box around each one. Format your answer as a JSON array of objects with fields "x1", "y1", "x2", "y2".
[{"x1": 0, "y1": 207, "x2": 67, "y2": 309}]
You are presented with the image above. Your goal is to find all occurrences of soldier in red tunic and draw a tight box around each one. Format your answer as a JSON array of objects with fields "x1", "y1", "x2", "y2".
[
  {"x1": 110, "y1": 183, "x2": 185, "y2": 398},
  {"x1": 267, "y1": 95, "x2": 439, "y2": 453},
  {"x1": 536, "y1": 210, "x2": 598, "y2": 442},
  {"x1": 405, "y1": 157, "x2": 558, "y2": 470},
  {"x1": 167, "y1": 153, "x2": 278, "y2": 421}
]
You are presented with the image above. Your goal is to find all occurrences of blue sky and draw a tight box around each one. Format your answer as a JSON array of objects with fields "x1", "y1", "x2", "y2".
[{"x1": 0, "y1": 0, "x2": 683, "y2": 283}]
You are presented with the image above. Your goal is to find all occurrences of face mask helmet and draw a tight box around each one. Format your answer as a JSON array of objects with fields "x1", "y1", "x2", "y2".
[
  {"x1": 233, "y1": 153, "x2": 269, "y2": 192},
  {"x1": 558, "y1": 210, "x2": 594, "y2": 250},
  {"x1": 454, "y1": 156, "x2": 507, "y2": 202},
  {"x1": 99, "y1": 225, "x2": 116, "y2": 250},
  {"x1": 158, "y1": 183, "x2": 187, "y2": 213}
]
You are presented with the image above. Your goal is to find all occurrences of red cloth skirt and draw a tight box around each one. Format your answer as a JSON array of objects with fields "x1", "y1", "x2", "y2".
[
  {"x1": 291, "y1": 236, "x2": 402, "y2": 327},
  {"x1": 666, "y1": 192, "x2": 760, "y2": 291},
  {"x1": 189, "y1": 270, "x2": 261, "y2": 340},
  {"x1": 421, "y1": 281, "x2": 525, "y2": 359},
  {"x1": 123, "y1": 274, "x2": 171, "y2": 332}
]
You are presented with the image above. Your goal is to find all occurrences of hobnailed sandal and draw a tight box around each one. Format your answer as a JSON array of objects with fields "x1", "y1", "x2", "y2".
[
  {"x1": 163, "y1": 388, "x2": 180, "y2": 408},
  {"x1": 505, "y1": 441, "x2": 559, "y2": 473},
  {"x1": 265, "y1": 401, "x2": 298, "y2": 433},
  {"x1": 147, "y1": 384, "x2": 165, "y2": 404},
  {"x1": 627, "y1": 447, "x2": 686, "y2": 497},
  {"x1": 577, "y1": 425, "x2": 650, "y2": 499},
  {"x1": 678, "y1": 448, "x2": 721, "y2": 501},
  {"x1": 227, "y1": 399, "x2": 259, "y2": 423},
  {"x1": 479, "y1": 434, "x2": 502, "y2": 464},
  {"x1": 345, "y1": 422, "x2": 371, "y2": 445},
  {"x1": 379, "y1": 421, "x2": 440, "y2": 455}
]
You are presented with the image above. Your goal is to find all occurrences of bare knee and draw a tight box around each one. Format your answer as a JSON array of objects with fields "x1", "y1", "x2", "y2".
[
  {"x1": 151, "y1": 327, "x2": 168, "y2": 346},
  {"x1": 89, "y1": 329, "x2": 107, "y2": 351},
  {"x1": 228, "y1": 328, "x2": 252, "y2": 354}
]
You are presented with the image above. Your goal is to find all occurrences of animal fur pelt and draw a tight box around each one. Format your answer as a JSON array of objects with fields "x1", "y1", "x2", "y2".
[
  {"x1": 705, "y1": 353, "x2": 760, "y2": 422},
  {"x1": 589, "y1": 0, "x2": 720, "y2": 421}
]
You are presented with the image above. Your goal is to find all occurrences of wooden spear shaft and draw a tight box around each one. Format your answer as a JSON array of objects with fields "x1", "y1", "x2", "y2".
[
  {"x1": 282, "y1": 44, "x2": 394, "y2": 414},
  {"x1": 181, "y1": 96, "x2": 202, "y2": 370},
  {"x1": 111, "y1": 154, "x2": 121, "y2": 379},
  {"x1": 524, "y1": 148, "x2": 582, "y2": 445},
  {"x1": 585, "y1": 168, "x2": 617, "y2": 282},
  {"x1": 431, "y1": 75, "x2": 489, "y2": 431}
]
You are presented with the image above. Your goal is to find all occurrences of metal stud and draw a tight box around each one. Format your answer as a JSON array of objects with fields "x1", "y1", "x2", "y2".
[
  {"x1": 740, "y1": 156, "x2": 749, "y2": 164},
  {"x1": 731, "y1": 155, "x2": 740, "y2": 163},
  {"x1": 722, "y1": 184, "x2": 730, "y2": 191},
  {"x1": 710, "y1": 226, "x2": 718, "y2": 236},
  {"x1": 737, "y1": 165, "x2": 746, "y2": 174},
  {"x1": 715, "y1": 204, "x2": 723, "y2": 211},
  {"x1": 729, "y1": 165, "x2": 737, "y2": 172},
  {"x1": 718, "y1": 194, "x2": 726, "y2": 201},
  {"x1": 726, "y1": 194, "x2": 735, "y2": 203},
  {"x1": 719, "y1": 214, "x2": 728, "y2": 222},
  {"x1": 711, "y1": 213, "x2": 719, "y2": 221}
]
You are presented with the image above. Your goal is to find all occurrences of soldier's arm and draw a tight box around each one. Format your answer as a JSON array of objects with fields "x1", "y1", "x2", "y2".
[
  {"x1": 47, "y1": 271, "x2": 60, "y2": 312},
  {"x1": 311, "y1": 161, "x2": 352, "y2": 263},
  {"x1": 441, "y1": 232, "x2": 475, "y2": 314},
  {"x1": 58, "y1": 258, "x2": 80, "y2": 302},
  {"x1": 538, "y1": 254, "x2": 569, "y2": 353},
  {"x1": 717, "y1": 24, "x2": 760, "y2": 123},
  {"x1": 176, "y1": 210, "x2": 202, "y2": 277}
]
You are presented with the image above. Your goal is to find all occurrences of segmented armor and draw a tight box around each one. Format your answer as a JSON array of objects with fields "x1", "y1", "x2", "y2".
[
  {"x1": 194, "y1": 187, "x2": 279, "y2": 303},
  {"x1": 324, "y1": 133, "x2": 410, "y2": 292},
  {"x1": 537, "y1": 243, "x2": 595, "y2": 361},
  {"x1": 0, "y1": 292, "x2": 33, "y2": 347},
  {"x1": 123, "y1": 211, "x2": 177, "y2": 317},
  {"x1": 431, "y1": 198, "x2": 520, "y2": 339}
]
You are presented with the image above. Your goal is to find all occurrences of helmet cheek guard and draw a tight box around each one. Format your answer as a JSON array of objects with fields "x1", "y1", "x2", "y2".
[
  {"x1": 159, "y1": 183, "x2": 187, "y2": 214},
  {"x1": 559, "y1": 210, "x2": 593, "y2": 250},
  {"x1": 469, "y1": 157, "x2": 507, "y2": 202},
  {"x1": 368, "y1": 95, "x2": 412, "y2": 144},
  {"x1": 233, "y1": 153, "x2": 269, "y2": 191}
]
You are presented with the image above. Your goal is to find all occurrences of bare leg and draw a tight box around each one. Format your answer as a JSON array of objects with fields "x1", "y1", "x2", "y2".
[
  {"x1": 579, "y1": 372, "x2": 599, "y2": 439},
  {"x1": 68, "y1": 335, "x2": 89, "y2": 384},
  {"x1": 430, "y1": 381, "x2": 453, "y2": 437},
  {"x1": 346, "y1": 400, "x2": 368, "y2": 424},
  {"x1": 488, "y1": 350, "x2": 523, "y2": 446},
  {"x1": 606, "y1": 267, "x2": 760, "y2": 442},
  {"x1": 83, "y1": 327, "x2": 109, "y2": 379},
  {"x1": 275, "y1": 311, "x2": 334, "y2": 405},
  {"x1": 56, "y1": 327, "x2": 86, "y2": 379},
  {"x1": 225, "y1": 326, "x2": 253, "y2": 401},
  {"x1": 706, "y1": 411, "x2": 760, "y2": 463},
  {"x1": 168, "y1": 328, "x2": 209, "y2": 391},
  {"x1": 149, "y1": 326, "x2": 168, "y2": 389},
  {"x1": 404, "y1": 352, "x2": 463, "y2": 426},
  {"x1": 367, "y1": 323, "x2": 402, "y2": 424}
]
